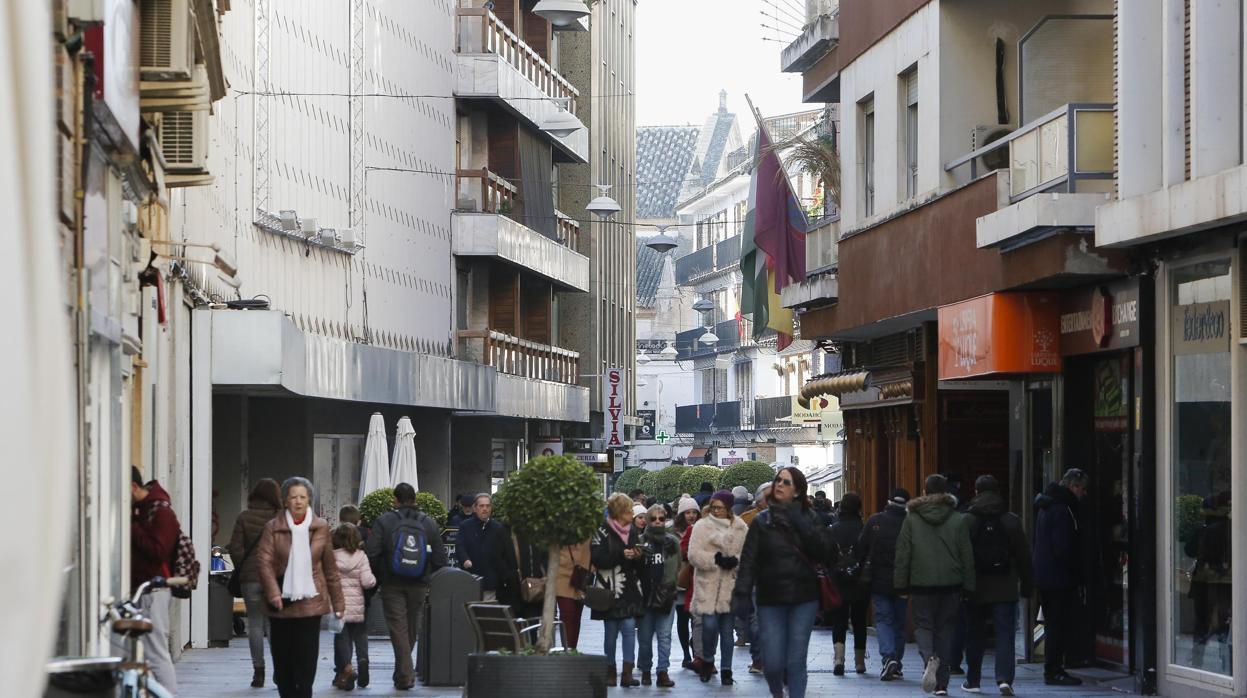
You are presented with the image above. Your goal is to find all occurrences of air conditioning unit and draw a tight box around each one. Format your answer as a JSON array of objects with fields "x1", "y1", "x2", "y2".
[
  {"x1": 156, "y1": 109, "x2": 208, "y2": 173},
  {"x1": 140, "y1": 0, "x2": 194, "y2": 81},
  {"x1": 970, "y1": 124, "x2": 1014, "y2": 173}
]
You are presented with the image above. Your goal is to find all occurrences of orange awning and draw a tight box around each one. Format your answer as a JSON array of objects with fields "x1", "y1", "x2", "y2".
[{"x1": 937, "y1": 293, "x2": 1062, "y2": 380}]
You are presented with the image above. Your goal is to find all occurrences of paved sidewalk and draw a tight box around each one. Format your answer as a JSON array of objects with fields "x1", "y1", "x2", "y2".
[{"x1": 177, "y1": 611, "x2": 1131, "y2": 697}]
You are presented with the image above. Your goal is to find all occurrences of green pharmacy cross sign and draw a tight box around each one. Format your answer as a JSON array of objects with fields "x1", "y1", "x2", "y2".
[{"x1": 655, "y1": 431, "x2": 670, "y2": 444}]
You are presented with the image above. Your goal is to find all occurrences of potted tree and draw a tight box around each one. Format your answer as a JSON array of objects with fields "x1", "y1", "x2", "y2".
[{"x1": 464, "y1": 455, "x2": 607, "y2": 697}]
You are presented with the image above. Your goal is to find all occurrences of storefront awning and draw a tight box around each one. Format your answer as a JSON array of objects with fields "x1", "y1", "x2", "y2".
[
  {"x1": 686, "y1": 447, "x2": 709, "y2": 463},
  {"x1": 209, "y1": 310, "x2": 495, "y2": 412},
  {"x1": 937, "y1": 293, "x2": 1062, "y2": 380}
]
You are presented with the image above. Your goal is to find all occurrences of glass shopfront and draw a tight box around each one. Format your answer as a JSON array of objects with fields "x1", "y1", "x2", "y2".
[{"x1": 1169, "y1": 260, "x2": 1232, "y2": 677}]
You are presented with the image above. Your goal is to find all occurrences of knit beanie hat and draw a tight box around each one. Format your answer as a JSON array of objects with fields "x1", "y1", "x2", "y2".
[
  {"x1": 889, "y1": 488, "x2": 911, "y2": 506},
  {"x1": 632, "y1": 504, "x2": 648, "y2": 518},
  {"x1": 711, "y1": 490, "x2": 734, "y2": 510},
  {"x1": 754, "y1": 482, "x2": 772, "y2": 501},
  {"x1": 677, "y1": 496, "x2": 699, "y2": 516},
  {"x1": 731, "y1": 485, "x2": 751, "y2": 501}
]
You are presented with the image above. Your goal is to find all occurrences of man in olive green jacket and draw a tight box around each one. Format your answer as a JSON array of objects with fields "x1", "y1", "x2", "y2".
[{"x1": 895, "y1": 474, "x2": 975, "y2": 696}]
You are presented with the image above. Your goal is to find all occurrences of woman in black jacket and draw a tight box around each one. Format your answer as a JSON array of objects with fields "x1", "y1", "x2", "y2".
[
  {"x1": 591, "y1": 493, "x2": 646, "y2": 687},
  {"x1": 226, "y1": 478, "x2": 282, "y2": 688},
  {"x1": 828, "y1": 492, "x2": 868, "y2": 676},
  {"x1": 734, "y1": 468, "x2": 836, "y2": 698}
]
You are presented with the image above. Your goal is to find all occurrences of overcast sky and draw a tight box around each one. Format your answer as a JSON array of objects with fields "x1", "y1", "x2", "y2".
[{"x1": 635, "y1": 0, "x2": 812, "y2": 126}]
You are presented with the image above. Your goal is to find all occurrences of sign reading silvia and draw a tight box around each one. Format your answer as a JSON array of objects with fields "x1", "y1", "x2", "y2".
[{"x1": 604, "y1": 367, "x2": 625, "y2": 448}]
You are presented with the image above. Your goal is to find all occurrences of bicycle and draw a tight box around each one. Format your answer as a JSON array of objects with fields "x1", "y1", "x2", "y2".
[{"x1": 46, "y1": 575, "x2": 189, "y2": 698}]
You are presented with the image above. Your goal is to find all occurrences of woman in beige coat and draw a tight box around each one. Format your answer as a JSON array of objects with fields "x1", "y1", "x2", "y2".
[
  {"x1": 255, "y1": 477, "x2": 345, "y2": 698},
  {"x1": 688, "y1": 490, "x2": 749, "y2": 685}
]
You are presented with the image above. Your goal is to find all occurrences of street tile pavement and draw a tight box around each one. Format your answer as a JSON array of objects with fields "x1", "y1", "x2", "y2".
[{"x1": 177, "y1": 611, "x2": 1131, "y2": 697}]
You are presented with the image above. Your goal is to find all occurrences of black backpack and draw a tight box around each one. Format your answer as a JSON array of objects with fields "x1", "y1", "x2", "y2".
[{"x1": 971, "y1": 513, "x2": 1012, "y2": 575}]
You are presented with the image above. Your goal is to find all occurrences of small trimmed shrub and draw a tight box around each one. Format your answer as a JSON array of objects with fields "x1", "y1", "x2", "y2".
[
  {"x1": 678, "y1": 465, "x2": 723, "y2": 500},
  {"x1": 414, "y1": 491, "x2": 448, "y2": 528},
  {"x1": 720, "y1": 461, "x2": 776, "y2": 496},
  {"x1": 612, "y1": 467, "x2": 647, "y2": 495},
  {"x1": 648, "y1": 465, "x2": 689, "y2": 503},
  {"x1": 359, "y1": 487, "x2": 395, "y2": 528}
]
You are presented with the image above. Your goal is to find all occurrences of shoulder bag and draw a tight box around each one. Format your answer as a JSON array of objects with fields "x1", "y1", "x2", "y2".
[
  {"x1": 514, "y1": 536, "x2": 547, "y2": 604},
  {"x1": 227, "y1": 528, "x2": 262, "y2": 598}
]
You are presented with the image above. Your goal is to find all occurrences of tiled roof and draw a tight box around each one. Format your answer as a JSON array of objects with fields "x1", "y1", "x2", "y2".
[
  {"x1": 636, "y1": 126, "x2": 700, "y2": 220},
  {"x1": 635, "y1": 239, "x2": 665, "y2": 308}
]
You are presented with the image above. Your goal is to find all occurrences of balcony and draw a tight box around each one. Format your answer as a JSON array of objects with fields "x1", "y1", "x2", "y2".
[
  {"x1": 748, "y1": 396, "x2": 795, "y2": 430},
  {"x1": 781, "y1": 11, "x2": 839, "y2": 74},
  {"x1": 675, "y1": 319, "x2": 749, "y2": 360},
  {"x1": 715, "y1": 235, "x2": 742, "y2": 271},
  {"x1": 455, "y1": 8, "x2": 587, "y2": 163},
  {"x1": 674, "y1": 234, "x2": 742, "y2": 284},
  {"x1": 452, "y1": 168, "x2": 590, "y2": 292},
  {"x1": 676, "y1": 401, "x2": 741, "y2": 434},
  {"x1": 782, "y1": 216, "x2": 839, "y2": 310},
  {"x1": 456, "y1": 329, "x2": 580, "y2": 384},
  {"x1": 942, "y1": 103, "x2": 1115, "y2": 251}
]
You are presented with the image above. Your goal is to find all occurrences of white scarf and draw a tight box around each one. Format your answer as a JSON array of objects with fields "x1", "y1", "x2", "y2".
[{"x1": 281, "y1": 510, "x2": 318, "y2": 602}]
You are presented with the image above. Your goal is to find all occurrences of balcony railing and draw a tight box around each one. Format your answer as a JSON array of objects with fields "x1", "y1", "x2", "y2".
[
  {"x1": 457, "y1": 7, "x2": 579, "y2": 112},
  {"x1": 675, "y1": 234, "x2": 742, "y2": 284},
  {"x1": 675, "y1": 401, "x2": 741, "y2": 433},
  {"x1": 715, "y1": 235, "x2": 742, "y2": 271},
  {"x1": 675, "y1": 318, "x2": 750, "y2": 360},
  {"x1": 456, "y1": 168, "x2": 518, "y2": 214},
  {"x1": 752, "y1": 396, "x2": 795, "y2": 430},
  {"x1": 944, "y1": 103, "x2": 1114, "y2": 201},
  {"x1": 456, "y1": 329, "x2": 580, "y2": 384},
  {"x1": 806, "y1": 217, "x2": 838, "y2": 274},
  {"x1": 555, "y1": 210, "x2": 581, "y2": 249}
]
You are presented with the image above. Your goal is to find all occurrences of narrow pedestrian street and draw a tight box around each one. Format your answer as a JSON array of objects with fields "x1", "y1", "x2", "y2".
[{"x1": 177, "y1": 609, "x2": 1131, "y2": 698}]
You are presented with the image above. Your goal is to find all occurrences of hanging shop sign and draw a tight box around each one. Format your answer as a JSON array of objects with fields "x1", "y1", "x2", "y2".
[
  {"x1": 603, "y1": 367, "x2": 626, "y2": 447},
  {"x1": 1060, "y1": 280, "x2": 1142, "y2": 355},
  {"x1": 718, "y1": 448, "x2": 746, "y2": 466},
  {"x1": 529, "y1": 438, "x2": 564, "y2": 459},
  {"x1": 937, "y1": 293, "x2": 1062, "y2": 380},
  {"x1": 637, "y1": 410, "x2": 657, "y2": 440}
]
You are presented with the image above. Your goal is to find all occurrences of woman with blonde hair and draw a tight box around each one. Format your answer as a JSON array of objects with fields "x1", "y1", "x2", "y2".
[
  {"x1": 591, "y1": 492, "x2": 645, "y2": 687},
  {"x1": 688, "y1": 490, "x2": 749, "y2": 685}
]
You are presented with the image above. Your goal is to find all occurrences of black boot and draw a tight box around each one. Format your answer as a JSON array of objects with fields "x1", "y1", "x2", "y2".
[
  {"x1": 251, "y1": 666, "x2": 264, "y2": 688},
  {"x1": 721, "y1": 669, "x2": 734, "y2": 686},
  {"x1": 357, "y1": 661, "x2": 369, "y2": 688}
]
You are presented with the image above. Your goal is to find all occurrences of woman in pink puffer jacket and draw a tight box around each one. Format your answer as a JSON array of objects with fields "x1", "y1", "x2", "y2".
[{"x1": 332, "y1": 524, "x2": 377, "y2": 690}]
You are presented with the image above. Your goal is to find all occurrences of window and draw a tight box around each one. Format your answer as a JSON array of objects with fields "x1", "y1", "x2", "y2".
[
  {"x1": 902, "y1": 67, "x2": 919, "y2": 199},
  {"x1": 733, "y1": 200, "x2": 748, "y2": 235},
  {"x1": 860, "y1": 96, "x2": 875, "y2": 217}
]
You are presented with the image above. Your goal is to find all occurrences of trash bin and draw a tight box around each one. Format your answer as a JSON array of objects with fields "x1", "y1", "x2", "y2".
[
  {"x1": 417, "y1": 566, "x2": 481, "y2": 686},
  {"x1": 208, "y1": 570, "x2": 235, "y2": 646}
]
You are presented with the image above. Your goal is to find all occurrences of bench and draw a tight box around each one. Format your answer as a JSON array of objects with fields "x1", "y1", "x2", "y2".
[{"x1": 464, "y1": 603, "x2": 565, "y2": 653}]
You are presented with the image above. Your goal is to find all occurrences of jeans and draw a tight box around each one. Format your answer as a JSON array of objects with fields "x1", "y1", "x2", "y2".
[
  {"x1": 872, "y1": 593, "x2": 909, "y2": 666},
  {"x1": 749, "y1": 595, "x2": 762, "y2": 663},
  {"x1": 830, "y1": 598, "x2": 869, "y2": 650},
  {"x1": 1040, "y1": 588, "x2": 1077, "y2": 676},
  {"x1": 966, "y1": 601, "x2": 1018, "y2": 686},
  {"x1": 270, "y1": 615, "x2": 321, "y2": 697},
  {"x1": 556, "y1": 597, "x2": 584, "y2": 649},
  {"x1": 380, "y1": 583, "x2": 429, "y2": 685},
  {"x1": 757, "y1": 601, "x2": 818, "y2": 698},
  {"x1": 701, "y1": 612, "x2": 735, "y2": 668},
  {"x1": 911, "y1": 591, "x2": 962, "y2": 692},
  {"x1": 333, "y1": 621, "x2": 369, "y2": 673},
  {"x1": 638, "y1": 606, "x2": 676, "y2": 672},
  {"x1": 603, "y1": 617, "x2": 637, "y2": 665},
  {"x1": 240, "y1": 582, "x2": 269, "y2": 668},
  {"x1": 140, "y1": 588, "x2": 177, "y2": 694}
]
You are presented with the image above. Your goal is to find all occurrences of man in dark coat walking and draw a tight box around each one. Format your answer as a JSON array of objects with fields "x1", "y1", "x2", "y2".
[
  {"x1": 454, "y1": 493, "x2": 508, "y2": 601},
  {"x1": 856, "y1": 488, "x2": 910, "y2": 681},
  {"x1": 963, "y1": 476, "x2": 1033, "y2": 695},
  {"x1": 1033, "y1": 468, "x2": 1088, "y2": 686}
]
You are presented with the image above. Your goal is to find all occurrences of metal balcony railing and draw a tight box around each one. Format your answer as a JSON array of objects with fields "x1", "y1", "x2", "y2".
[
  {"x1": 675, "y1": 245, "x2": 714, "y2": 284},
  {"x1": 751, "y1": 396, "x2": 795, "y2": 430},
  {"x1": 455, "y1": 329, "x2": 580, "y2": 384},
  {"x1": 715, "y1": 234, "x2": 742, "y2": 271},
  {"x1": 675, "y1": 318, "x2": 749, "y2": 360},
  {"x1": 675, "y1": 401, "x2": 741, "y2": 433},
  {"x1": 944, "y1": 103, "x2": 1114, "y2": 202},
  {"x1": 457, "y1": 7, "x2": 579, "y2": 112}
]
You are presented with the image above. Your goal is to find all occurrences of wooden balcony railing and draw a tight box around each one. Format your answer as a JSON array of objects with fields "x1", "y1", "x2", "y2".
[
  {"x1": 456, "y1": 168, "x2": 518, "y2": 214},
  {"x1": 457, "y1": 7, "x2": 579, "y2": 112},
  {"x1": 554, "y1": 210, "x2": 580, "y2": 249},
  {"x1": 456, "y1": 329, "x2": 580, "y2": 385}
]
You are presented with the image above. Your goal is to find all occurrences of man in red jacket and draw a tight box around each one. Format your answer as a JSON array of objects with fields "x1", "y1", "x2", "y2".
[{"x1": 132, "y1": 466, "x2": 181, "y2": 693}]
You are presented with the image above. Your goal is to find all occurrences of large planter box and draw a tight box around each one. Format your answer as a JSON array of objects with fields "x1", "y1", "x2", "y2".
[{"x1": 464, "y1": 653, "x2": 609, "y2": 698}]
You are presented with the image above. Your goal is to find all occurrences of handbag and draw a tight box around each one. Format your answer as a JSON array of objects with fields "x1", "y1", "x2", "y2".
[
  {"x1": 227, "y1": 528, "x2": 263, "y2": 598},
  {"x1": 676, "y1": 562, "x2": 694, "y2": 590},
  {"x1": 514, "y1": 536, "x2": 547, "y2": 604},
  {"x1": 775, "y1": 513, "x2": 842, "y2": 612},
  {"x1": 582, "y1": 573, "x2": 616, "y2": 612},
  {"x1": 567, "y1": 545, "x2": 591, "y2": 593}
]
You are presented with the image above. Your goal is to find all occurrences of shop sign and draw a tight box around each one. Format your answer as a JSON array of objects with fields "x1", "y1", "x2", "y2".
[
  {"x1": 637, "y1": 410, "x2": 657, "y2": 440},
  {"x1": 790, "y1": 394, "x2": 841, "y2": 427},
  {"x1": 1173, "y1": 301, "x2": 1231, "y2": 356},
  {"x1": 1060, "y1": 280, "x2": 1141, "y2": 355},
  {"x1": 529, "y1": 438, "x2": 563, "y2": 459},
  {"x1": 937, "y1": 293, "x2": 1062, "y2": 380},
  {"x1": 603, "y1": 367, "x2": 625, "y2": 447},
  {"x1": 718, "y1": 448, "x2": 745, "y2": 466}
]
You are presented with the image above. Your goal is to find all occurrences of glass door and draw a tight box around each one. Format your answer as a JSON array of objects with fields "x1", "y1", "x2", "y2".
[{"x1": 1090, "y1": 354, "x2": 1132, "y2": 666}]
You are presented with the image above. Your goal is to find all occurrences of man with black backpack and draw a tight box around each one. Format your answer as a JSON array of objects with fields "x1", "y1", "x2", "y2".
[
  {"x1": 365, "y1": 482, "x2": 447, "y2": 690},
  {"x1": 962, "y1": 475, "x2": 1032, "y2": 696}
]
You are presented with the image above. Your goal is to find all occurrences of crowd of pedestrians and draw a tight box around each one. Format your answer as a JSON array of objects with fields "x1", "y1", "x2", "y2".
[{"x1": 192, "y1": 462, "x2": 1098, "y2": 696}]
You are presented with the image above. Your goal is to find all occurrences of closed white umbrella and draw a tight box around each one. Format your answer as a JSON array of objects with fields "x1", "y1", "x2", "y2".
[
  {"x1": 359, "y1": 413, "x2": 391, "y2": 500},
  {"x1": 391, "y1": 416, "x2": 419, "y2": 492}
]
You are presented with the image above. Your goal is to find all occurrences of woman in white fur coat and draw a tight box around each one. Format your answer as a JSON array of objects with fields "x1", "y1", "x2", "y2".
[{"x1": 688, "y1": 490, "x2": 749, "y2": 685}]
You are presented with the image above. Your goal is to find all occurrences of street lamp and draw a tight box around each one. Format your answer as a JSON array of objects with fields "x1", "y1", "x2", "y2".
[
  {"x1": 586, "y1": 184, "x2": 621, "y2": 220},
  {"x1": 692, "y1": 298, "x2": 715, "y2": 313},
  {"x1": 659, "y1": 342, "x2": 678, "y2": 360},
  {"x1": 699, "y1": 328, "x2": 719, "y2": 345},
  {"x1": 645, "y1": 224, "x2": 678, "y2": 253},
  {"x1": 636, "y1": 352, "x2": 651, "y2": 366},
  {"x1": 540, "y1": 97, "x2": 582, "y2": 138},
  {"x1": 533, "y1": 0, "x2": 590, "y2": 26}
]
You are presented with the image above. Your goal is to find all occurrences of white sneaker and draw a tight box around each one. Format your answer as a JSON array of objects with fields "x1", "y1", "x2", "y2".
[
  {"x1": 923, "y1": 656, "x2": 941, "y2": 694},
  {"x1": 998, "y1": 683, "x2": 1014, "y2": 697}
]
